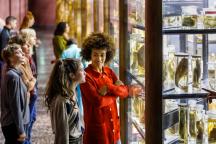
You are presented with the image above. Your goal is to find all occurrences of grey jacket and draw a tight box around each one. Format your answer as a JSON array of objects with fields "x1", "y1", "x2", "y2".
[
  {"x1": 0, "y1": 68, "x2": 29, "y2": 135},
  {"x1": 50, "y1": 95, "x2": 84, "y2": 144}
]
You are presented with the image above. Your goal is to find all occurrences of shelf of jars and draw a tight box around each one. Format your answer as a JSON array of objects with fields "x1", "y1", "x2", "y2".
[
  {"x1": 132, "y1": 24, "x2": 216, "y2": 34},
  {"x1": 163, "y1": 0, "x2": 203, "y2": 4},
  {"x1": 129, "y1": 116, "x2": 180, "y2": 144},
  {"x1": 129, "y1": 102, "x2": 179, "y2": 144},
  {"x1": 163, "y1": 28, "x2": 216, "y2": 34},
  {"x1": 126, "y1": 71, "x2": 209, "y2": 144},
  {"x1": 132, "y1": 7, "x2": 216, "y2": 34},
  {"x1": 163, "y1": 98, "x2": 213, "y2": 143},
  {"x1": 126, "y1": 70, "x2": 208, "y2": 100},
  {"x1": 163, "y1": 86, "x2": 208, "y2": 99},
  {"x1": 129, "y1": 97, "x2": 216, "y2": 143}
]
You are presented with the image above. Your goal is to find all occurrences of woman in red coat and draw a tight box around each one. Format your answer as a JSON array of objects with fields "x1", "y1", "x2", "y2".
[{"x1": 80, "y1": 33, "x2": 128, "y2": 144}]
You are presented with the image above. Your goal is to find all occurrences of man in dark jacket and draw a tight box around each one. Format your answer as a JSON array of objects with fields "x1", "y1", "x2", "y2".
[
  {"x1": 0, "y1": 16, "x2": 17, "y2": 60},
  {"x1": 0, "y1": 16, "x2": 17, "y2": 86}
]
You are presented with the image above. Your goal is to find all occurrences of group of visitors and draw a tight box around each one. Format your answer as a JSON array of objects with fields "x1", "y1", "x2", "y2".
[
  {"x1": 0, "y1": 12, "x2": 38, "y2": 144},
  {"x1": 47, "y1": 21, "x2": 139, "y2": 144},
  {"x1": 0, "y1": 11, "x2": 139, "y2": 144}
]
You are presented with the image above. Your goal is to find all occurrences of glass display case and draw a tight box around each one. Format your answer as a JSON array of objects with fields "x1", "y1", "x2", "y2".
[{"x1": 118, "y1": 0, "x2": 216, "y2": 143}]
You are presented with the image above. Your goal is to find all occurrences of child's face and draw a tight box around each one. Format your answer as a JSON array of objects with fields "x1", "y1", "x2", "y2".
[
  {"x1": 22, "y1": 43, "x2": 31, "y2": 55},
  {"x1": 75, "y1": 64, "x2": 86, "y2": 84},
  {"x1": 10, "y1": 48, "x2": 25, "y2": 65},
  {"x1": 30, "y1": 35, "x2": 36, "y2": 46}
]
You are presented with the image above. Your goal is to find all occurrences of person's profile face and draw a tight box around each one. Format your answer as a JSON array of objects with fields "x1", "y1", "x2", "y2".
[
  {"x1": 10, "y1": 20, "x2": 17, "y2": 29},
  {"x1": 21, "y1": 43, "x2": 31, "y2": 55},
  {"x1": 30, "y1": 35, "x2": 36, "y2": 46},
  {"x1": 28, "y1": 18, "x2": 35, "y2": 27},
  {"x1": 10, "y1": 47, "x2": 25, "y2": 65},
  {"x1": 65, "y1": 24, "x2": 70, "y2": 33},
  {"x1": 75, "y1": 64, "x2": 86, "y2": 84}
]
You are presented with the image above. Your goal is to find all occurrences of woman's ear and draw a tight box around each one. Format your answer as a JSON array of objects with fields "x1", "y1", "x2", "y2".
[{"x1": 69, "y1": 73, "x2": 76, "y2": 79}]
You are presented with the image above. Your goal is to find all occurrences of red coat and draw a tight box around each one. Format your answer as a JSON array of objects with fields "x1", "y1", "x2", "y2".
[{"x1": 80, "y1": 65, "x2": 128, "y2": 144}]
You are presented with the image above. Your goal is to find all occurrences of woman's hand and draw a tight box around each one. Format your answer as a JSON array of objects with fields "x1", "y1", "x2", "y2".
[
  {"x1": 128, "y1": 84, "x2": 144, "y2": 97},
  {"x1": 17, "y1": 133, "x2": 26, "y2": 142},
  {"x1": 98, "y1": 85, "x2": 108, "y2": 96}
]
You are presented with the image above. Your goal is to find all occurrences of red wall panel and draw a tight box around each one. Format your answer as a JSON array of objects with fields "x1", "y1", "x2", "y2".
[
  {"x1": 0, "y1": 0, "x2": 55, "y2": 27},
  {"x1": 11, "y1": 0, "x2": 21, "y2": 25},
  {"x1": 20, "y1": 0, "x2": 28, "y2": 25},
  {"x1": 0, "y1": 0, "x2": 10, "y2": 20},
  {"x1": 0, "y1": 0, "x2": 28, "y2": 28}
]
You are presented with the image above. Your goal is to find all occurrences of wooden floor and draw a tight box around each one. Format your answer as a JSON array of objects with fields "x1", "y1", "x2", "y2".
[{"x1": 0, "y1": 28, "x2": 55, "y2": 144}]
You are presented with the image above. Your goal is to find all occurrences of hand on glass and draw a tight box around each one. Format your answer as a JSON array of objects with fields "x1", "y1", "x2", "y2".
[
  {"x1": 129, "y1": 84, "x2": 144, "y2": 97},
  {"x1": 115, "y1": 80, "x2": 124, "y2": 86},
  {"x1": 98, "y1": 85, "x2": 108, "y2": 96}
]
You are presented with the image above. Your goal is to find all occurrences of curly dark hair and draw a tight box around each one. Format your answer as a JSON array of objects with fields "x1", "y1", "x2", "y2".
[
  {"x1": 81, "y1": 32, "x2": 115, "y2": 64},
  {"x1": 45, "y1": 58, "x2": 81, "y2": 109}
]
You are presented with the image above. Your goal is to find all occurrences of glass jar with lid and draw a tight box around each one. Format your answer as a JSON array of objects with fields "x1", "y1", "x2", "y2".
[
  {"x1": 203, "y1": 8, "x2": 216, "y2": 28},
  {"x1": 192, "y1": 55, "x2": 202, "y2": 90},
  {"x1": 181, "y1": 6, "x2": 198, "y2": 28},
  {"x1": 208, "y1": 110, "x2": 216, "y2": 143},
  {"x1": 196, "y1": 104, "x2": 205, "y2": 143},
  {"x1": 179, "y1": 103, "x2": 188, "y2": 142},
  {"x1": 208, "y1": 60, "x2": 216, "y2": 90},
  {"x1": 188, "y1": 100, "x2": 197, "y2": 141},
  {"x1": 175, "y1": 53, "x2": 189, "y2": 92}
]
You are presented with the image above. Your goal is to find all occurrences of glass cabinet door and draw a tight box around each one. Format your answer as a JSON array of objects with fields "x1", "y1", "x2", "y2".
[
  {"x1": 120, "y1": 0, "x2": 216, "y2": 143},
  {"x1": 124, "y1": 0, "x2": 145, "y2": 143}
]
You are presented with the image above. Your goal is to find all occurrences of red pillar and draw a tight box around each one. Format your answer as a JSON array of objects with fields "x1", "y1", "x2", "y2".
[{"x1": 29, "y1": 0, "x2": 56, "y2": 27}]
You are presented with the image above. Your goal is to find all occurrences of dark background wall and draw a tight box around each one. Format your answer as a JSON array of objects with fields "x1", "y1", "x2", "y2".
[{"x1": 29, "y1": 0, "x2": 56, "y2": 28}]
